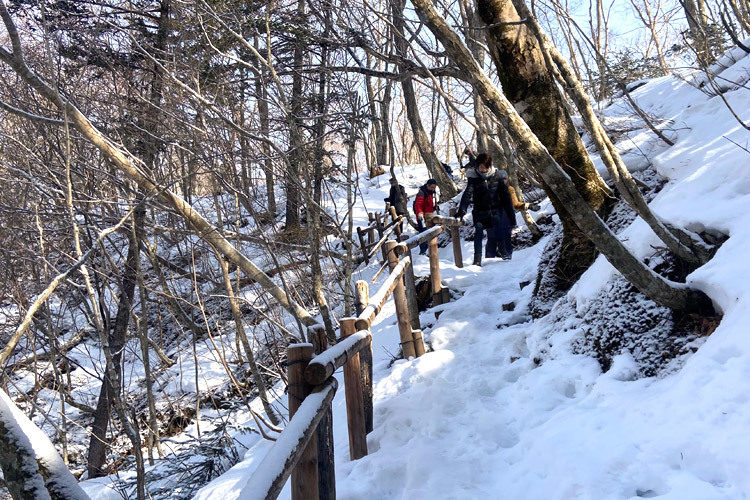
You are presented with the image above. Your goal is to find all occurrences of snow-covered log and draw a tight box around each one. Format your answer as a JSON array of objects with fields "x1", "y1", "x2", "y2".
[{"x1": 0, "y1": 390, "x2": 90, "y2": 500}]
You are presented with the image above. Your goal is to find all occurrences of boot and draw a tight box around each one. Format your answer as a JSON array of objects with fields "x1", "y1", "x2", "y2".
[{"x1": 473, "y1": 254, "x2": 482, "y2": 267}]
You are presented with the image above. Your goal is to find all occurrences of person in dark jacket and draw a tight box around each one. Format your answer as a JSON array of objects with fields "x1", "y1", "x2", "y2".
[
  {"x1": 455, "y1": 154, "x2": 515, "y2": 266},
  {"x1": 384, "y1": 177, "x2": 408, "y2": 232},
  {"x1": 441, "y1": 162, "x2": 454, "y2": 180},
  {"x1": 493, "y1": 169, "x2": 516, "y2": 261},
  {"x1": 461, "y1": 147, "x2": 479, "y2": 171},
  {"x1": 414, "y1": 179, "x2": 438, "y2": 255}
]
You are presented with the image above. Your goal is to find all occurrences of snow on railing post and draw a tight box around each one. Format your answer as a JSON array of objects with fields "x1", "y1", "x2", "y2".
[
  {"x1": 307, "y1": 326, "x2": 335, "y2": 499},
  {"x1": 287, "y1": 344, "x2": 319, "y2": 500},
  {"x1": 353, "y1": 281, "x2": 374, "y2": 434},
  {"x1": 385, "y1": 241, "x2": 418, "y2": 359},
  {"x1": 339, "y1": 318, "x2": 368, "y2": 460}
]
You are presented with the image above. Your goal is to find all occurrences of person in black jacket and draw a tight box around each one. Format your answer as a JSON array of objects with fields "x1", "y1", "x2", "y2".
[
  {"x1": 455, "y1": 154, "x2": 516, "y2": 266},
  {"x1": 384, "y1": 177, "x2": 408, "y2": 232}
]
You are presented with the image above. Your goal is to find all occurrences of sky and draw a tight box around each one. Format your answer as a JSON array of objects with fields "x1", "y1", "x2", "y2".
[{"x1": 184, "y1": 44, "x2": 750, "y2": 500}]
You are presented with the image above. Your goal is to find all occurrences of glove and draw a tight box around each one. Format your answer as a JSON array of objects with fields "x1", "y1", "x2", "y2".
[{"x1": 455, "y1": 209, "x2": 466, "y2": 220}]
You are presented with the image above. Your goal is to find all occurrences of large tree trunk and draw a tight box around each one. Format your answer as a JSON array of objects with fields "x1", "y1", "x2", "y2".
[
  {"x1": 513, "y1": 0, "x2": 714, "y2": 268},
  {"x1": 476, "y1": 0, "x2": 614, "y2": 298},
  {"x1": 409, "y1": 0, "x2": 713, "y2": 315}
]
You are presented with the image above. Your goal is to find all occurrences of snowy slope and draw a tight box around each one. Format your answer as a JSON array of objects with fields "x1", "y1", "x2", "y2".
[{"x1": 183, "y1": 50, "x2": 750, "y2": 500}]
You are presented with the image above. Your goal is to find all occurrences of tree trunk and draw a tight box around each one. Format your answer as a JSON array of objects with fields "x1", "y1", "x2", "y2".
[
  {"x1": 391, "y1": 0, "x2": 458, "y2": 199},
  {"x1": 409, "y1": 0, "x2": 714, "y2": 315},
  {"x1": 514, "y1": 0, "x2": 713, "y2": 268},
  {"x1": 476, "y1": 0, "x2": 614, "y2": 294},
  {"x1": 309, "y1": 0, "x2": 337, "y2": 344},
  {"x1": 255, "y1": 40, "x2": 277, "y2": 218},
  {"x1": 1, "y1": 389, "x2": 91, "y2": 500},
  {"x1": 286, "y1": 0, "x2": 307, "y2": 233},
  {"x1": 87, "y1": 207, "x2": 143, "y2": 478}
]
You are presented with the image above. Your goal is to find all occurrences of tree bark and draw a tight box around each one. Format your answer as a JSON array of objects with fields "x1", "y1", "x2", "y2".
[
  {"x1": 391, "y1": 0, "x2": 458, "y2": 199},
  {"x1": 476, "y1": 0, "x2": 614, "y2": 293},
  {"x1": 409, "y1": 0, "x2": 714, "y2": 315}
]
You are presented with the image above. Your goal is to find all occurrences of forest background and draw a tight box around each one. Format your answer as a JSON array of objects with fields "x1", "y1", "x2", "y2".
[{"x1": 0, "y1": 0, "x2": 747, "y2": 498}]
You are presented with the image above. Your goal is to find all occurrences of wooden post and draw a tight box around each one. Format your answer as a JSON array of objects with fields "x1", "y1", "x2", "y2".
[
  {"x1": 367, "y1": 212, "x2": 375, "y2": 248},
  {"x1": 357, "y1": 227, "x2": 369, "y2": 264},
  {"x1": 308, "y1": 327, "x2": 336, "y2": 499},
  {"x1": 354, "y1": 280, "x2": 369, "y2": 316},
  {"x1": 389, "y1": 206, "x2": 402, "y2": 238},
  {"x1": 412, "y1": 329, "x2": 426, "y2": 357},
  {"x1": 428, "y1": 231, "x2": 442, "y2": 306},
  {"x1": 385, "y1": 241, "x2": 417, "y2": 359},
  {"x1": 441, "y1": 287, "x2": 451, "y2": 305},
  {"x1": 398, "y1": 235, "x2": 421, "y2": 331},
  {"x1": 288, "y1": 344, "x2": 318, "y2": 500},
  {"x1": 374, "y1": 212, "x2": 387, "y2": 261},
  {"x1": 449, "y1": 208, "x2": 463, "y2": 268},
  {"x1": 353, "y1": 280, "x2": 374, "y2": 434},
  {"x1": 340, "y1": 318, "x2": 368, "y2": 460}
]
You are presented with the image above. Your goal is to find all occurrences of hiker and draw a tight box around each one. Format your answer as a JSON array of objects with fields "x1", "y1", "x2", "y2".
[
  {"x1": 507, "y1": 178, "x2": 542, "y2": 212},
  {"x1": 492, "y1": 169, "x2": 517, "y2": 261},
  {"x1": 414, "y1": 178, "x2": 438, "y2": 255},
  {"x1": 455, "y1": 154, "x2": 515, "y2": 266},
  {"x1": 384, "y1": 177, "x2": 408, "y2": 232},
  {"x1": 441, "y1": 162, "x2": 455, "y2": 181},
  {"x1": 461, "y1": 147, "x2": 478, "y2": 171}
]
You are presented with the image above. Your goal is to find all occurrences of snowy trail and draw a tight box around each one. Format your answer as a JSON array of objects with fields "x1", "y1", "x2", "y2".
[
  {"x1": 194, "y1": 55, "x2": 750, "y2": 498},
  {"x1": 330, "y1": 242, "x2": 566, "y2": 499}
]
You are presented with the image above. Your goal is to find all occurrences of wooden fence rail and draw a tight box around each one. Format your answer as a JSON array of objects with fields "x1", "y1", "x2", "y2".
[
  {"x1": 245, "y1": 210, "x2": 464, "y2": 500},
  {"x1": 238, "y1": 374, "x2": 337, "y2": 500}
]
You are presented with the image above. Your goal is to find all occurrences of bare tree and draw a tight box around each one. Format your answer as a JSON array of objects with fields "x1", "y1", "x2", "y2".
[{"x1": 410, "y1": 0, "x2": 713, "y2": 315}]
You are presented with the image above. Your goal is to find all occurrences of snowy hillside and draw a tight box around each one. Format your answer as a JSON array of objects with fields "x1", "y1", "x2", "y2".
[{"x1": 168, "y1": 48, "x2": 750, "y2": 500}]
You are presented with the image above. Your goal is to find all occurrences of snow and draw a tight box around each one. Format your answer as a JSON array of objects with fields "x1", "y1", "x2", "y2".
[
  {"x1": 308, "y1": 330, "x2": 371, "y2": 376},
  {"x1": 189, "y1": 49, "x2": 750, "y2": 500},
  {"x1": 0, "y1": 389, "x2": 89, "y2": 500},
  {"x1": 235, "y1": 381, "x2": 337, "y2": 500}
]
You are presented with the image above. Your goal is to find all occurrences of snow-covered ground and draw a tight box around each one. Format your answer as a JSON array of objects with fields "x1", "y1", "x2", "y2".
[{"x1": 74, "y1": 46, "x2": 750, "y2": 499}]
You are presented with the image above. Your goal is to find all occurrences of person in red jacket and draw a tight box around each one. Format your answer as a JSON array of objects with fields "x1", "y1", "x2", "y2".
[{"x1": 414, "y1": 179, "x2": 438, "y2": 255}]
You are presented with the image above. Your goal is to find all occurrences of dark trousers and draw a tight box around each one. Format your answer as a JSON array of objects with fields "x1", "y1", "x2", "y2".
[
  {"x1": 417, "y1": 217, "x2": 428, "y2": 254},
  {"x1": 476, "y1": 211, "x2": 513, "y2": 259}
]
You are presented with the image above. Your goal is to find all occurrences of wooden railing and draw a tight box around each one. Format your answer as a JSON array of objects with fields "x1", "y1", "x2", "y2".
[
  {"x1": 239, "y1": 212, "x2": 464, "y2": 500},
  {"x1": 357, "y1": 207, "x2": 404, "y2": 264}
]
